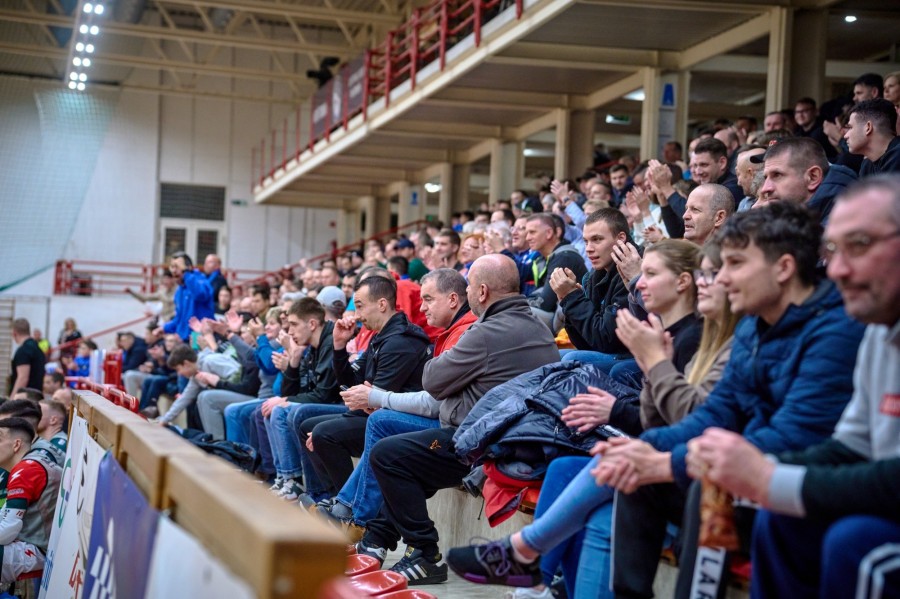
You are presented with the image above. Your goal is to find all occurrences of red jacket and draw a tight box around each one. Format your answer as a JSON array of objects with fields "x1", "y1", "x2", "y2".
[{"x1": 434, "y1": 310, "x2": 477, "y2": 356}]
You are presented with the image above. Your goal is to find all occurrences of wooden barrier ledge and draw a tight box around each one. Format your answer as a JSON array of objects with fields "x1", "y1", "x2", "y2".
[{"x1": 72, "y1": 390, "x2": 347, "y2": 598}]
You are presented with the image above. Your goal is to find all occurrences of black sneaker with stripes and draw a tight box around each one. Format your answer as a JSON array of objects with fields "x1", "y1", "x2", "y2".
[{"x1": 389, "y1": 546, "x2": 448, "y2": 585}]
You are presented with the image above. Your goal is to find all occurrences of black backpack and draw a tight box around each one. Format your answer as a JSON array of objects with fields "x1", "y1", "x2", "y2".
[{"x1": 170, "y1": 426, "x2": 260, "y2": 473}]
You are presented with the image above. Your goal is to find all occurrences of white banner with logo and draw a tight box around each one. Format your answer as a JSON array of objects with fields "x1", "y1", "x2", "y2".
[
  {"x1": 40, "y1": 416, "x2": 104, "y2": 599},
  {"x1": 145, "y1": 516, "x2": 254, "y2": 598}
]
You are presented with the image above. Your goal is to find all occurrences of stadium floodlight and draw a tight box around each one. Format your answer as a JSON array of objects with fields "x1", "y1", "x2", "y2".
[
  {"x1": 76, "y1": 42, "x2": 85, "y2": 52},
  {"x1": 69, "y1": 72, "x2": 78, "y2": 80},
  {"x1": 90, "y1": 25, "x2": 99, "y2": 35},
  {"x1": 79, "y1": 24, "x2": 89, "y2": 34},
  {"x1": 94, "y1": 4, "x2": 104, "y2": 14},
  {"x1": 84, "y1": 3, "x2": 93, "y2": 13},
  {"x1": 73, "y1": 57, "x2": 82, "y2": 66},
  {"x1": 77, "y1": 82, "x2": 86, "y2": 91},
  {"x1": 82, "y1": 58, "x2": 92, "y2": 67},
  {"x1": 68, "y1": 81, "x2": 77, "y2": 89},
  {"x1": 79, "y1": 73, "x2": 87, "y2": 82},
  {"x1": 86, "y1": 44, "x2": 94, "y2": 53}
]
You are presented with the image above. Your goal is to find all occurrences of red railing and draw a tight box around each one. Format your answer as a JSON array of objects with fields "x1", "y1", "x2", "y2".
[
  {"x1": 50, "y1": 315, "x2": 155, "y2": 360},
  {"x1": 253, "y1": 0, "x2": 524, "y2": 189},
  {"x1": 53, "y1": 260, "x2": 270, "y2": 297},
  {"x1": 70, "y1": 377, "x2": 140, "y2": 413}
]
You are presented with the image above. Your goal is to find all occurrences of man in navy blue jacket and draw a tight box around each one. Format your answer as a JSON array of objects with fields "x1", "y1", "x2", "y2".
[{"x1": 593, "y1": 202, "x2": 866, "y2": 599}]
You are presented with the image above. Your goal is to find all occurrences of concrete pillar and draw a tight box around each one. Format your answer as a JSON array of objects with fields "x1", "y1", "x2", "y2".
[
  {"x1": 640, "y1": 67, "x2": 662, "y2": 160},
  {"x1": 554, "y1": 109, "x2": 569, "y2": 178},
  {"x1": 675, "y1": 70, "x2": 691, "y2": 150},
  {"x1": 451, "y1": 163, "x2": 471, "y2": 213},
  {"x1": 374, "y1": 195, "x2": 391, "y2": 234},
  {"x1": 789, "y1": 9, "x2": 827, "y2": 105},
  {"x1": 360, "y1": 195, "x2": 376, "y2": 239},
  {"x1": 489, "y1": 140, "x2": 523, "y2": 203},
  {"x1": 766, "y1": 7, "x2": 792, "y2": 113},
  {"x1": 566, "y1": 110, "x2": 595, "y2": 176},
  {"x1": 438, "y1": 162, "x2": 453, "y2": 225},
  {"x1": 336, "y1": 207, "x2": 355, "y2": 247}
]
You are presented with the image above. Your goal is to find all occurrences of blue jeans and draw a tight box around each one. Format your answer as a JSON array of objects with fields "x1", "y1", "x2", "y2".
[
  {"x1": 335, "y1": 410, "x2": 439, "y2": 526},
  {"x1": 140, "y1": 374, "x2": 171, "y2": 409},
  {"x1": 269, "y1": 403, "x2": 348, "y2": 480},
  {"x1": 752, "y1": 511, "x2": 900, "y2": 599},
  {"x1": 520, "y1": 456, "x2": 615, "y2": 599},
  {"x1": 223, "y1": 399, "x2": 261, "y2": 445},
  {"x1": 562, "y1": 351, "x2": 643, "y2": 389}
]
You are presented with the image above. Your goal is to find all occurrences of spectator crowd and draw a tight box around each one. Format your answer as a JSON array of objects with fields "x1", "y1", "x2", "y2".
[{"x1": 5, "y1": 71, "x2": 900, "y2": 598}]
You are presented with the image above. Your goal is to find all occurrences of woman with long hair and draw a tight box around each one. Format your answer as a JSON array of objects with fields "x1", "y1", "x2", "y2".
[{"x1": 448, "y1": 241, "x2": 740, "y2": 599}]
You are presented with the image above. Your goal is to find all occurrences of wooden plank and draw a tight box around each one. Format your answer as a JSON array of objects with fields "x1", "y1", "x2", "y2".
[
  {"x1": 87, "y1": 397, "x2": 143, "y2": 456},
  {"x1": 117, "y1": 421, "x2": 206, "y2": 509},
  {"x1": 164, "y1": 453, "x2": 346, "y2": 598}
]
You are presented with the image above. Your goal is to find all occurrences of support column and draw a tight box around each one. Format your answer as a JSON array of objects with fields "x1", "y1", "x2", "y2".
[
  {"x1": 397, "y1": 183, "x2": 426, "y2": 226},
  {"x1": 335, "y1": 206, "x2": 351, "y2": 248},
  {"x1": 766, "y1": 7, "x2": 792, "y2": 114},
  {"x1": 789, "y1": 9, "x2": 826, "y2": 105},
  {"x1": 489, "y1": 140, "x2": 523, "y2": 203},
  {"x1": 640, "y1": 67, "x2": 662, "y2": 161},
  {"x1": 438, "y1": 162, "x2": 453, "y2": 225},
  {"x1": 567, "y1": 109, "x2": 595, "y2": 177},
  {"x1": 374, "y1": 195, "x2": 391, "y2": 234},
  {"x1": 451, "y1": 163, "x2": 471, "y2": 213},
  {"x1": 360, "y1": 195, "x2": 376, "y2": 240},
  {"x1": 675, "y1": 70, "x2": 691, "y2": 150},
  {"x1": 554, "y1": 109, "x2": 569, "y2": 178}
]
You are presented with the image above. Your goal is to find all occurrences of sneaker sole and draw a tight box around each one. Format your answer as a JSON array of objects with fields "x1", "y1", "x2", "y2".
[{"x1": 394, "y1": 564, "x2": 448, "y2": 586}]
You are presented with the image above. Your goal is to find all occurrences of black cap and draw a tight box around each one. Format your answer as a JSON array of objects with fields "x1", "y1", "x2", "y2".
[{"x1": 749, "y1": 139, "x2": 781, "y2": 164}]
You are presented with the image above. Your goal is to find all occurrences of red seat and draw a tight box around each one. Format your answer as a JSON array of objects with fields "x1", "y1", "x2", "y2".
[
  {"x1": 316, "y1": 577, "x2": 367, "y2": 599},
  {"x1": 346, "y1": 553, "x2": 381, "y2": 576},
  {"x1": 379, "y1": 591, "x2": 438, "y2": 599},
  {"x1": 346, "y1": 570, "x2": 408, "y2": 596}
]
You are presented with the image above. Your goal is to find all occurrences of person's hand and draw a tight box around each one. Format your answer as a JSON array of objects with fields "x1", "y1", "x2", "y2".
[
  {"x1": 194, "y1": 372, "x2": 220, "y2": 388},
  {"x1": 203, "y1": 318, "x2": 227, "y2": 336},
  {"x1": 152, "y1": 327, "x2": 164, "y2": 337},
  {"x1": 550, "y1": 179, "x2": 570, "y2": 205},
  {"x1": 484, "y1": 228, "x2": 505, "y2": 253},
  {"x1": 248, "y1": 317, "x2": 265, "y2": 338},
  {"x1": 549, "y1": 267, "x2": 582, "y2": 302},
  {"x1": 731, "y1": 125, "x2": 748, "y2": 146},
  {"x1": 188, "y1": 316, "x2": 203, "y2": 333},
  {"x1": 561, "y1": 386, "x2": 617, "y2": 432},
  {"x1": 341, "y1": 382, "x2": 373, "y2": 411},
  {"x1": 225, "y1": 309, "x2": 243, "y2": 334},
  {"x1": 591, "y1": 437, "x2": 672, "y2": 493},
  {"x1": 139, "y1": 362, "x2": 152, "y2": 373},
  {"x1": 305, "y1": 434, "x2": 314, "y2": 452},
  {"x1": 615, "y1": 311, "x2": 670, "y2": 372},
  {"x1": 271, "y1": 351, "x2": 290, "y2": 372},
  {"x1": 643, "y1": 225, "x2": 665, "y2": 245},
  {"x1": 260, "y1": 396, "x2": 288, "y2": 418},
  {"x1": 686, "y1": 428, "x2": 774, "y2": 505},
  {"x1": 333, "y1": 316, "x2": 358, "y2": 350},
  {"x1": 611, "y1": 240, "x2": 641, "y2": 283},
  {"x1": 648, "y1": 159, "x2": 675, "y2": 199}
]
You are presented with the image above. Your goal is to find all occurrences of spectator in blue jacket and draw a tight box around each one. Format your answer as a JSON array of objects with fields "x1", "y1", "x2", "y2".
[
  {"x1": 156, "y1": 252, "x2": 215, "y2": 342},
  {"x1": 592, "y1": 202, "x2": 866, "y2": 599}
]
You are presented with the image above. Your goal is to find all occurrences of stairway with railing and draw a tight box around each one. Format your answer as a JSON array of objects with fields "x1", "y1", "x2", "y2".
[{"x1": 251, "y1": 0, "x2": 524, "y2": 189}]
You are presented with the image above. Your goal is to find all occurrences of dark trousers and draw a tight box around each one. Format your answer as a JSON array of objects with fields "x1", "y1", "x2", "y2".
[
  {"x1": 253, "y1": 406, "x2": 275, "y2": 475},
  {"x1": 365, "y1": 427, "x2": 470, "y2": 557},
  {"x1": 301, "y1": 411, "x2": 368, "y2": 495},
  {"x1": 752, "y1": 511, "x2": 900, "y2": 599},
  {"x1": 139, "y1": 374, "x2": 170, "y2": 409},
  {"x1": 612, "y1": 482, "x2": 687, "y2": 598}
]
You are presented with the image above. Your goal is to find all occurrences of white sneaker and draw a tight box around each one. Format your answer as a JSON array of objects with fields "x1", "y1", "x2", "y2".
[
  {"x1": 278, "y1": 479, "x2": 303, "y2": 501},
  {"x1": 504, "y1": 587, "x2": 552, "y2": 599},
  {"x1": 268, "y1": 477, "x2": 285, "y2": 493}
]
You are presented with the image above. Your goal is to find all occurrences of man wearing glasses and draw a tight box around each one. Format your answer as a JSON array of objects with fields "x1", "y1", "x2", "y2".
[{"x1": 685, "y1": 174, "x2": 900, "y2": 598}]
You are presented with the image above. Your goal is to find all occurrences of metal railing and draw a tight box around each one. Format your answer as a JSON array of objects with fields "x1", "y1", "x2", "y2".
[{"x1": 253, "y1": 0, "x2": 524, "y2": 188}]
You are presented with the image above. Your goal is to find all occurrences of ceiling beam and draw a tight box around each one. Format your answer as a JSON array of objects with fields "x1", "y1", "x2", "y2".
[
  {"x1": 0, "y1": 41, "x2": 317, "y2": 88},
  {"x1": 343, "y1": 144, "x2": 451, "y2": 163},
  {"x1": 676, "y1": 12, "x2": 770, "y2": 69},
  {"x1": 157, "y1": 0, "x2": 401, "y2": 26},
  {"x1": 576, "y1": 0, "x2": 779, "y2": 14},
  {"x1": 430, "y1": 86, "x2": 573, "y2": 110},
  {"x1": 0, "y1": 7, "x2": 353, "y2": 57},
  {"x1": 576, "y1": 70, "x2": 645, "y2": 111},
  {"x1": 280, "y1": 179, "x2": 377, "y2": 197},
  {"x1": 379, "y1": 120, "x2": 504, "y2": 140},
  {"x1": 493, "y1": 42, "x2": 679, "y2": 70},
  {"x1": 261, "y1": 191, "x2": 353, "y2": 208},
  {"x1": 312, "y1": 163, "x2": 411, "y2": 182}
]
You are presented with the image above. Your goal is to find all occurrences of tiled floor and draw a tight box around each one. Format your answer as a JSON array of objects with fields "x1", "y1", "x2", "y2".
[{"x1": 384, "y1": 548, "x2": 515, "y2": 599}]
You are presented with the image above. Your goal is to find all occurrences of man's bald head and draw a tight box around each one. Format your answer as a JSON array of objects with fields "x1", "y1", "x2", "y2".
[{"x1": 466, "y1": 254, "x2": 521, "y2": 316}]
